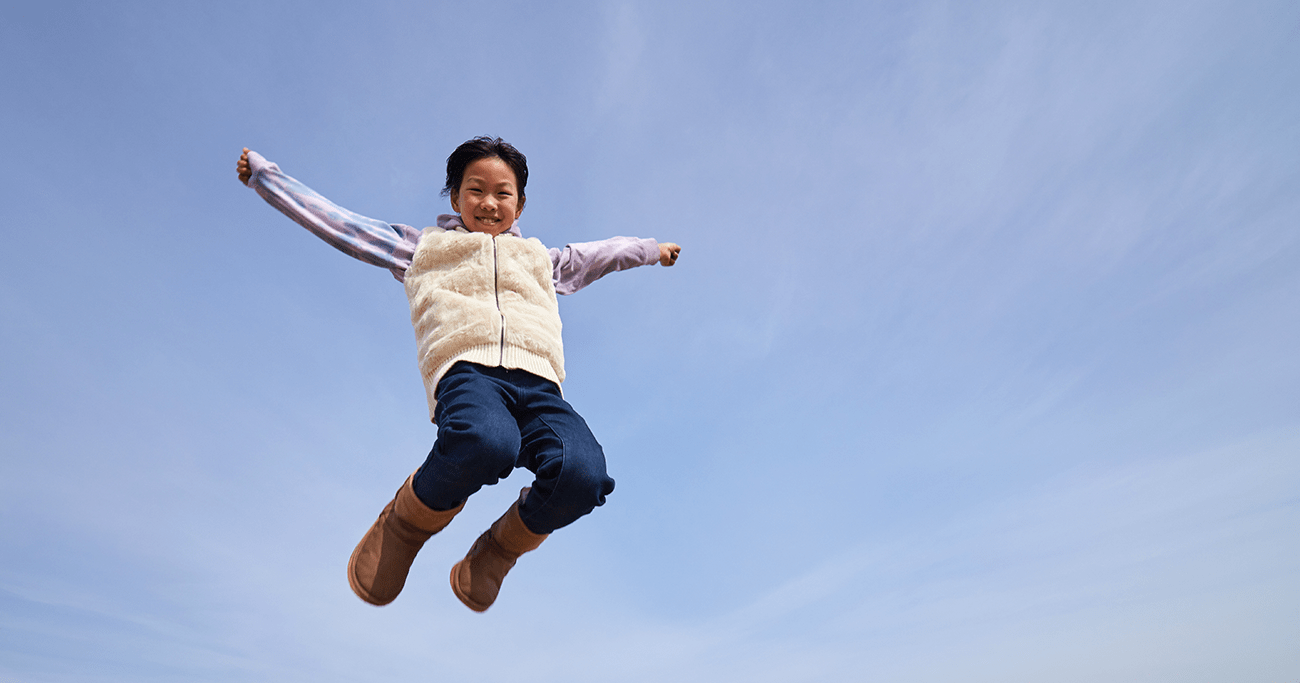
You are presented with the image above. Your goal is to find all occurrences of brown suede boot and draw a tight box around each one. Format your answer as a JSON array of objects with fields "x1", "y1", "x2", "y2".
[
  {"x1": 450, "y1": 488, "x2": 548, "y2": 612},
  {"x1": 348, "y1": 473, "x2": 463, "y2": 606}
]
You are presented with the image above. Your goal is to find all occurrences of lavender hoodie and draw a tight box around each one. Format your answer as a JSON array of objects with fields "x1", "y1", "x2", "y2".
[{"x1": 245, "y1": 151, "x2": 660, "y2": 293}]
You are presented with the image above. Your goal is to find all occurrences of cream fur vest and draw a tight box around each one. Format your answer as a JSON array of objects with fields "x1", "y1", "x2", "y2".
[{"x1": 405, "y1": 229, "x2": 565, "y2": 421}]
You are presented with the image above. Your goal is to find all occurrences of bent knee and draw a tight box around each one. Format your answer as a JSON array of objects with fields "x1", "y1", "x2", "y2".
[{"x1": 543, "y1": 455, "x2": 615, "y2": 508}]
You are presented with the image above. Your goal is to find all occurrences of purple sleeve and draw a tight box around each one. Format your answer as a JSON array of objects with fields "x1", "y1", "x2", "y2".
[
  {"x1": 548, "y1": 237, "x2": 661, "y2": 295},
  {"x1": 246, "y1": 151, "x2": 422, "y2": 282}
]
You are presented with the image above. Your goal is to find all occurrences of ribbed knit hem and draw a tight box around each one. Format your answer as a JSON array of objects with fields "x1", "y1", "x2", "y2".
[{"x1": 422, "y1": 346, "x2": 563, "y2": 423}]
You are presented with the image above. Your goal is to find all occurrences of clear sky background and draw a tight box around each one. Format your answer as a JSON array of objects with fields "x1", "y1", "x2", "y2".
[{"x1": 2, "y1": 1, "x2": 1297, "y2": 681}]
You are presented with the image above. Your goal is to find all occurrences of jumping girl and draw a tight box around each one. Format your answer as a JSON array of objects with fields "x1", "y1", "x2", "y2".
[{"x1": 236, "y1": 137, "x2": 680, "y2": 611}]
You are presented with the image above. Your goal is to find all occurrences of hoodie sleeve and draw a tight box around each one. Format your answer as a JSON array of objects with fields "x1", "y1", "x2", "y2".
[
  {"x1": 245, "y1": 150, "x2": 422, "y2": 282},
  {"x1": 548, "y1": 236, "x2": 661, "y2": 295}
]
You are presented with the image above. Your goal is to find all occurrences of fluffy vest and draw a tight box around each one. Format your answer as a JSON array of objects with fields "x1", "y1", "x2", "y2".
[{"x1": 405, "y1": 229, "x2": 565, "y2": 421}]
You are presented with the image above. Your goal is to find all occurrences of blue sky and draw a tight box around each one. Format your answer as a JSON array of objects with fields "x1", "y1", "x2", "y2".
[{"x1": 2, "y1": 1, "x2": 1297, "y2": 681}]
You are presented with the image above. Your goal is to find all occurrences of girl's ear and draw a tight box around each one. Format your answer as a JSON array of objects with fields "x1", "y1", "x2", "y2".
[
  {"x1": 515, "y1": 195, "x2": 525, "y2": 218},
  {"x1": 449, "y1": 188, "x2": 461, "y2": 213}
]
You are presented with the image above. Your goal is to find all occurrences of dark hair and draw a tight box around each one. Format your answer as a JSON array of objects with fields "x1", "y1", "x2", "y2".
[{"x1": 441, "y1": 136, "x2": 528, "y2": 199}]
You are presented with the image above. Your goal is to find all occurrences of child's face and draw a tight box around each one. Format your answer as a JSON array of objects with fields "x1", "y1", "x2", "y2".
[{"x1": 449, "y1": 156, "x2": 525, "y2": 236}]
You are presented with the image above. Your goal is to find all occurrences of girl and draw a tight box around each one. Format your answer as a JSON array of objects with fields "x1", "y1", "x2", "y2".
[{"x1": 237, "y1": 138, "x2": 680, "y2": 612}]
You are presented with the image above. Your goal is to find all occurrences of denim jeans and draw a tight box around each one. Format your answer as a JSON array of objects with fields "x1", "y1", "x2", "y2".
[{"x1": 411, "y1": 361, "x2": 615, "y2": 535}]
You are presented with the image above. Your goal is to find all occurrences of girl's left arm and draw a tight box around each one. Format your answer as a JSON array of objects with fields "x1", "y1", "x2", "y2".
[{"x1": 549, "y1": 237, "x2": 679, "y2": 295}]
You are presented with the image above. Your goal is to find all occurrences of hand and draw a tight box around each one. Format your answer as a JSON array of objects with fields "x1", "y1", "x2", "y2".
[
  {"x1": 237, "y1": 147, "x2": 252, "y2": 186},
  {"x1": 659, "y1": 242, "x2": 681, "y2": 266}
]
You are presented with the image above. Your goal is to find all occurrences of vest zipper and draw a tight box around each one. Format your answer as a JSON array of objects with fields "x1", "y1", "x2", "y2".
[{"x1": 493, "y1": 236, "x2": 505, "y2": 365}]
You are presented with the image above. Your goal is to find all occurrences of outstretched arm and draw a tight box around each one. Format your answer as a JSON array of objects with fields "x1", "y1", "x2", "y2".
[
  {"x1": 237, "y1": 148, "x2": 422, "y2": 281},
  {"x1": 549, "y1": 238, "x2": 682, "y2": 295}
]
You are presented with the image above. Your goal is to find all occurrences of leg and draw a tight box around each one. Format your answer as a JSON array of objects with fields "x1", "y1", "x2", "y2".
[
  {"x1": 347, "y1": 363, "x2": 518, "y2": 606},
  {"x1": 450, "y1": 368, "x2": 615, "y2": 611},
  {"x1": 412, "y1": 363, "x2": 523, "y2": 510}
]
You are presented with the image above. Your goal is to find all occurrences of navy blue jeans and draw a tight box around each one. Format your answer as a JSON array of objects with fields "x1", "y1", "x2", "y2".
[{"x1": 411, "y1": 362, "x2": 615, "y2": 535}]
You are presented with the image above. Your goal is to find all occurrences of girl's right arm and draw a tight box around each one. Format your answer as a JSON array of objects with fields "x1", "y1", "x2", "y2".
[{"x1": 238, "y1": 148, "x2": 421, "y2": 282}]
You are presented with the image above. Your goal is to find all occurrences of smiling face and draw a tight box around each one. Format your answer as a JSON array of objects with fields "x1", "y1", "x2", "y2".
[{"x1": 449, "y1": 156, "x2": 525, "y2": 236}]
